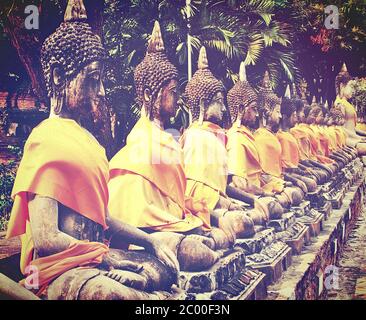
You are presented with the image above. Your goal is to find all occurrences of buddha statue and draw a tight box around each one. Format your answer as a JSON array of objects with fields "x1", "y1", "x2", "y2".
[
  {"x1": 181, "y1": 47, "x2": 258, "y2": 238},
  {"x1": 334, "y1": 63, "x2": 366, "y2": 155},
  {"x1": 254, "y1": 71, "x2": 304, "y2": 208},
  {"x1": 226, "y1": 62, "x2": 284, "y2": 220},
  {"x1": 108, "y1": 21, "x2": 232, "y2": 273},
  {"x1": 6, "y1": 0, "x2": 180, "y2": 300},
  {"x1": 275, "y1": 85, "x2": 318, "y2": 193}
]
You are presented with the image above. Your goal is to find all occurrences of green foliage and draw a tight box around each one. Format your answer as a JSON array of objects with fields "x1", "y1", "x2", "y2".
[
  {"x1": 352, "y1": 77, "x2": 366, "y2": 118},
  {"x1": 0, "y1": 160, "x2": 18, "y2": 231},
  {"x1": 103, "y1": 0, "x2": 300, "y2": 136}
]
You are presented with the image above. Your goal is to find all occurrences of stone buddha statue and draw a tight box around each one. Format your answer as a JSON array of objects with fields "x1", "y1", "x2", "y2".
[
  {"x1": 254, "y1": 71, "x2": 305, "y2": 208},
  {"x1": 334, "y1": 63, "x2": 366, "y2": 155},
  {"x1": 6, "y1": 0, "x2": 181, "y2": 300},
  {"x1": 108, "y1": 21, "x2": 232, "y2": 273},
  {"x1": 181, "y1": 47, "x2": 259, "y2": 237},
  {"x1": 226, "y1": 62, "x2": 285, "y2": 221}
]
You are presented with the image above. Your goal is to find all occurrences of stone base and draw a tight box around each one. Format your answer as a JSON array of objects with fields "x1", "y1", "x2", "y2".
[
  {"x1": 265, "y1": 175, "x2": 365, "y2": 300},
  {"x1": 267, "y1": 211, "x2": 296, "y2": 232},
  {"x1": 318, "y1": 201, "x2": 332, "y2": 221},
  {"x1": 246, "y1": 241, "x2": 292, "y2": 286},
  {"x1": 277, "y1": 222, "x2": 310, "y2": 255},
  {"x1": 297, "y1": 210, "x2": 324, "y2": 237},
  {"x1": 235, "y1": 228, "x2": 275, "y2": 255}
]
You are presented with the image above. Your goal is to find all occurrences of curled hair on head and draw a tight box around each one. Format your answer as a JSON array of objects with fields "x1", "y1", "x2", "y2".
[
  {"x1": 257, "y1": 71, "x2": 281, "y2": 121},
  {"x1": 227, "y1": 62, "x2": 257, "y2": 124},
  {"x1": 294, "y1": 99, "x2": 304, "y2": 113},
  {"x1": 280, "y1": 97, "x2": 296, "y2": 118},
  {"x1": 133, "y1": 21, "x2": 178, "y2": 119},
  {"x1": 184, "y1": 46, "x2": 225, "y2": 121},
  {"x1": 41, "y1": 0, "x2": 106, "y2": 98}
]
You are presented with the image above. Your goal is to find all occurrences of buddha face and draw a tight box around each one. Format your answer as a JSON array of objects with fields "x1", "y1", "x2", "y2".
[
  {"x1": 315, "y1": 110, "x2": 324, "y2": 125},
  {"x1": 204, "y1": 91, "x2": 226, "y2": 125},
  {"x1": 242, "y1": 101, "x2": 258, "y2": 126},
  {"x1": 297, "y1": 107, "x2": 305, "y2": 123},
  {"x1": 306, "y1": 108, "x2": 318, "y2": 124},
  {"x1": 159, "y1": 79, "x2": 178, "y2": 120},
  {"x1": 340, "y1": 80, "x2": 354, "y2": 99},
  {"x1": 52, "y1": 61, "x2": 105, "y2": 125},
  {"x1": 289, "y1": 111, "x2": 298, "y2": 128},
  {"x1": 268, "y1": 104, "x2": 282, "y2": 126}
]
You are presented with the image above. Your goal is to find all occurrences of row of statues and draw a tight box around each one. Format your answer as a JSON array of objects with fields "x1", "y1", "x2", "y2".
[{"x1": 5, "y1": 0, "x2": 365, "y2": 300}]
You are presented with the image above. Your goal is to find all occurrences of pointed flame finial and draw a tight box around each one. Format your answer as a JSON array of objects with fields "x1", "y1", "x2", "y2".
[
  {"x1": 284, "y1": 84, "x2": 291, "y2": 98},
  {"x1": 147, "y1": 21, "x2": 165, "y2": 53},
  {"x1": 198, "y1": 46, "x2": 209, "y2": 70},
  {"x1": 64, "y1": 0, "x2": 87, "y2": 22},
  {"x1": 340, "y1": 62, "x2": 348, "y2": 73},
  {"x1": 239, "y1": 62, "x2": 247, "y2": 82}
]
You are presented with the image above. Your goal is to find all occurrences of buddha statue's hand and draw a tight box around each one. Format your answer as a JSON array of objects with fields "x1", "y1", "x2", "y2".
[
  {"x1": 149, "y1": 240, "x2": 180, "y2": 283},
  {"x1": 217, "y1": 214, "x2": 237, "y2": 245},
  {"x1": 105, "y1": 269, "x2": 147, "y2": 290},
  {"x1": 102, "y1": 252, "x2": 143, "y2": 273},
  {"x1": 231, "y1": 176, "x2": 248, "y2": 191}
]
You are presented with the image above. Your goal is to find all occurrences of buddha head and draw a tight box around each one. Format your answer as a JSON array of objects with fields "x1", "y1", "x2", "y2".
[
  {"x1": 330, "y1": 108, "x2": 345, "y2": 126},
  {"x1": 280, "y1": 85, "x2": 297, "y2": 129},
  {"x1": 227, "y1": 62, "x2": 258, "y2": 128},
  {"x1": 257, "y1": 71, "x2": 282, "y2": 130},
  {"x1": 304, "y1": 97, "x2": 321, "y2": 125},
  {"x1": 134, "y1": 21, "x2": 179, "y2": 126},
  {"x1": 335, "y1": 63, "x2": 354, "y2": 100},
  {"x1": 41, "y1": 0, "x2": 107, "y2": 130},
  {"x1": 184, "y1": 47, "x2": 226, "y2": 126}
]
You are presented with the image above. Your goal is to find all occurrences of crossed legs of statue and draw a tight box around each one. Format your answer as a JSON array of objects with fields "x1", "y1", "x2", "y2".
[{"x1": 46, "y1": 248, "x2": 177, "y2": 300}]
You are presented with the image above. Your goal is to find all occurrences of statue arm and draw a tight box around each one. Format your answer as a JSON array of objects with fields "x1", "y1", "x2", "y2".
[
  {"x1": 105, "y1": 209, "x2": 156, "y2": 251},
  {"x1": 105, "y1": 210, "x2": 180, "y2": 276},
  {"x1": 28, "y1": 194, "x2": 76, "y2": 257}
]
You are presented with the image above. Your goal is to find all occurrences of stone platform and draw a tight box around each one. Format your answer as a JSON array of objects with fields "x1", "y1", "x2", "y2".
[{"x1": 265, "y1": 176, "x2": 365, "y2": 300}]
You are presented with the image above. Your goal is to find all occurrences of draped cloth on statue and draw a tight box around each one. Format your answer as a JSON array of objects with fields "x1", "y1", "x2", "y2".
[
  {"x1": 334, "y1": 127, "x2": 347, "y2": 148},
  {"x1": 356, "y1": 123, "x2": 366, "y2": 132},
  {"x1": 276, "y1": 130, "x2": 300, "y2": 169},
  {"x1": 253, "y1": 128, "x2": 285, "y2": 193},
  {"x1": 290, "y1": 124, "x2": 313, "y2": 161},
  {"x1": 180, "y1": 121, "x2": 228, "y2": 210},
  {"x1": 6, "y1": 117, "x2": 110, "y2": 295},
  {"x1": 226, "y1": 125, "x2": 262, "y2": 188},
  {"x1": 335, "y1": 96, "x2": 357, "y2": 127},
  {"x1": 291, "y1": 123, "x2": 333, "y2": 164},
  {"x1": 326, "y1": 127, "x2": 339, "y2": 151},
  {"x1": 310, "y1": 125, "x2": 331, "y2": 157},
  {"x1": 108, "y1": 115, "x2": 208, "y2": 232}
]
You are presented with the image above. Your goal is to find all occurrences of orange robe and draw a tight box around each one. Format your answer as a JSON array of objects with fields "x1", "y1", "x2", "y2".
[
  {"x1": 253, "y1": 128, "x2": 285, "y2": 193},
  {"x1": 276, "y1": 130, "x2": 300, "y2": 169},
  {"x1": 311, "y1": 125, "x2": 332, "y2": 157},
  {"x1": 6, "y1": 117, "x2": 109, "y2": 295},
  {"x1": 334, "y1": 126, "x2": 347, "y2": 148},
  {"x1": 291, "y1": 123, "x2": 333, "y2": 164},
  {"x1": 180, "y1": 121, "x2": 229, "y2": 210},
  {"x1": 326, "y1": 127, "x2": 339, "y2": 151},
  {"x1": 108, "y1": 115, "x2": 208, "y2": 232},
  {"x1": 290, "y1": 124, "x2": 312, "y2": 161},
  {"x1": 226, "y1": 125, "x2": 262, "y2": 188}
]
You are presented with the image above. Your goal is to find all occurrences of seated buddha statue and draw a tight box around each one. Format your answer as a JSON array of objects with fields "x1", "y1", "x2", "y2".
[
  {"x1": 275, "y1": 85, "x2": 318, "y2": 193},
  {"x1": 5, "y1": 0, "x2": 180, "y2": 300},
  {"x1": 108, "y1": 22, "x2": 235, "y2": 272},
  {"x1": 226, "y1": 62, "x2": 285, "y2": 220},
  {"x1": 334, "y1": 63, "x2": 366, "y2": 155},
  {"x1": 180, "y1": 47, "x2": 259, "y2": 237},
  {"x1": 254, "y1": 71, "x2": 305, "y2": 208}
]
